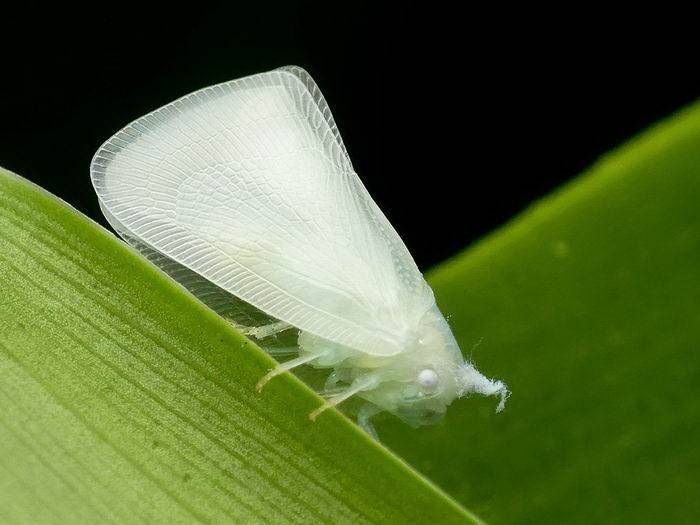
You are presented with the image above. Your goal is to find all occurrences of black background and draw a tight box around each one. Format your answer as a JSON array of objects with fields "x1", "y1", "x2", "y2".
[{"x1": 1, "y1": 3, "x2": 697, "y2": 268}]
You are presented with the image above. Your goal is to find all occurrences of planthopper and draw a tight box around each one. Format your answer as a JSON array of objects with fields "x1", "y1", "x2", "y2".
[{"x1": 90, "y1": 66, "x2": 508, "y2": 438}]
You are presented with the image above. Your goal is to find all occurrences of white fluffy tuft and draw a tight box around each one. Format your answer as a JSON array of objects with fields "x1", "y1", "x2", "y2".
[{"x1": 457, "y1": 363, "x2": 509, "y2": 412}]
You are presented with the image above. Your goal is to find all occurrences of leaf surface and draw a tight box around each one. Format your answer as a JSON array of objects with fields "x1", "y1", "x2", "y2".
[{"x1": 0, "y1": 169, "x2": 474, "y2": 524}]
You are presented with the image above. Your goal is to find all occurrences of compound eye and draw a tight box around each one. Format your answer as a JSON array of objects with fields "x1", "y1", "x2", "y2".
[{"x1": 417, "y1": 368, "x2": 439, "y2": 390}]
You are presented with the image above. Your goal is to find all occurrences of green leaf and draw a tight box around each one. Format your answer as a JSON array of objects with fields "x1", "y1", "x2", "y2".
[
  {"x1": 0, "y1": 169, "x2": 475, "y2": 524},
  {"x1": 378, "y1": 102, "x2": 700, "y2": 523}
]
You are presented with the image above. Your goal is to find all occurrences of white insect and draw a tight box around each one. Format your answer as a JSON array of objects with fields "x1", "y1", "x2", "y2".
[{"x1": 91, "y1": 66, "x2": 507, "y2": 436}]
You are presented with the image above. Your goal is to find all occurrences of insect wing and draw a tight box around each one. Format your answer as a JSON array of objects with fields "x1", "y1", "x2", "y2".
[{"x1": 91, "y1": 68, "x2": 433, "y2": 356}]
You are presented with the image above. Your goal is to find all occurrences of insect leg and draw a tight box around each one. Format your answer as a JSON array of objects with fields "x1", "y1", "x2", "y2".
[
  {"x1": 260, "y1": 345, "x2": 299, "y2": 357},
  {"x1": 236, "y1": 320, "x2": 293, "y2": 340},
  {"x1": 357, "y1": 403, "x2": 381, "y2": 441},
  {"x1": 255, "y1": 351, "x2": 324, "y2": 392},
  {"x1": 309, "y1": 375, "x2": 380, "y2": 421}
]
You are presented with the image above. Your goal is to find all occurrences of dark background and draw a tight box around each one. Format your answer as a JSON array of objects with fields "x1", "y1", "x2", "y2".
[{"x1": 1, "y1": 3, "x2": 697, "y2": 268}]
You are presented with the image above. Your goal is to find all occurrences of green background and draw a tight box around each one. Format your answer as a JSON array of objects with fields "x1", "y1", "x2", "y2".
[{"x1": 380, "y1": 101, "x2": 700, "y2": 523}]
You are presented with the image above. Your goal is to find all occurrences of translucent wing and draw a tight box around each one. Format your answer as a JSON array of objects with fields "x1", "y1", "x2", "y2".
[
  {"x1": 100, "y1": 200, "x2": 278, "y2": 328},
  {"x1": 277, "y1": 66, "x2": 351, "y2": 166},
  {"x1": 91, "y1": 67, "x2": 434, "y2": 356}
]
